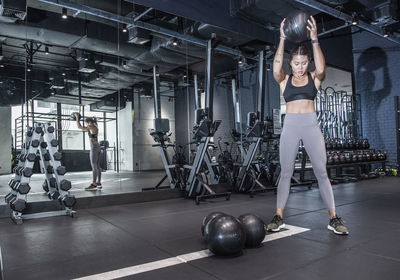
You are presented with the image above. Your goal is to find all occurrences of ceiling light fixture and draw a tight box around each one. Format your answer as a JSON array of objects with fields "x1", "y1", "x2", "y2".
[
  {"x1": 61, "y1": 7, "x2": 68, "y2": 19},
  {"x1": 351, "y1": 13, "x2": 358, "y2": 25}
]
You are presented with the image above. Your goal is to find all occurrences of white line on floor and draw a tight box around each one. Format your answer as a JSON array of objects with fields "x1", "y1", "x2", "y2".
[{"x1": 72, "y1": 224, "x2": 310, "y2": 280}]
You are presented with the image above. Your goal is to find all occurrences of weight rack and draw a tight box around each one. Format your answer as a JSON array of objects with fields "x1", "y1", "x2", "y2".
[{"x1": 5, "y1": 122, "x2": 76, "y2": 224}]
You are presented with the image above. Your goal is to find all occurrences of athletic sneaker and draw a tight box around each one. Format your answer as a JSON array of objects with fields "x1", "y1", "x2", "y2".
[
  {"x1": 96, "y1": 183, "x2": 102, "y2": 190},
  {"x1": 85, "y1": 184, "x2": 97, "y2": 191},
  {"x1": 328, "y1": 215, "x2": 349, "y2": 235},
  {"x1": 266, "y1": 215, "x2": 286, "y2": 232}
]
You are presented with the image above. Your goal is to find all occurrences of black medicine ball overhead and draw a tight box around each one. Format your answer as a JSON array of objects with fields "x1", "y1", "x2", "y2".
[{"x1": 283, "y1": 11, "x2": 310, "y2": 43}]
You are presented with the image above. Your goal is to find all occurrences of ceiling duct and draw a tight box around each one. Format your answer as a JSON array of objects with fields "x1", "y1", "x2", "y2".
[
  {"x1": 0, "y1": 0, "x2": 27, "y2": 22},
  {"x1": 318, "y1": 0, "x2": 348, "y2": 6},
  {"x1": 79, "y1": 54, "x2": 96, "y2": 73},
  {"x1": 128, "y1": 26, "x2": 151, "y2": 45},
  {"x1": 90, "y1": 98, "x2": 126, "y2": 112},
  {"x1": 370, "y1": 1, "x2": 398, "y2": 26},
  {"x1": 50, "y1": 75, "x2": 65, "y2": 89}
]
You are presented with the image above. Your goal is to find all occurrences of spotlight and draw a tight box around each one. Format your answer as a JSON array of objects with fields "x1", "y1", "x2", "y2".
[
  {"x1": 50, "y1": 90, "x2": 56, "y2": 96},
  {"x1": 45, "y1": 46, "x2": 49, "y2": 55},
  {"x1": 0, "y1": 63, "x2": 4, "y2": 68},
  {"x1": 96, "y1": 72, "x2": 100, "y2": 80},
  {"x1": 351, "y1": 13, "x2": 358, "y2": 25},
  {"x1": 238, "y1": 56, "x2": 245, "y2": 66},
  {"x1": 62, "y1": 71, "x2": 66, "y2": 76},
  {"x1": 383, "y1": 28, "x2": 390, "y2": 38},
  {"x1": 183, "y1": 75, "x2": 187, "y2": 78},
  {"x1": 61, "y1": 7, "x2": 68, "y2": 19},
  {"x1": 122, "y1": 60, "x2": 127, "y2": 67},
  {"x1": 172, "y1": 38, "x2": 179, "y2": 46},
  {"x1": 122, "y1": 24, "x2": 128, "y2": 33},
  {"x1": 27, "y1": 65, "x2": 32, "y2": 72}
]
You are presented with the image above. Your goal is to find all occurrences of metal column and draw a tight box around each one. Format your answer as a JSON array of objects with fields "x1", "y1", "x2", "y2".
[
  {"x1": 153, "y1": 65, "x2": 161, "y2": 119},
  {"x1": 205, "y1": 35, "x2": 216, "y2": 122},
  {"x1": 257, "y1": 49, "x2": 266, "y2": 121}
]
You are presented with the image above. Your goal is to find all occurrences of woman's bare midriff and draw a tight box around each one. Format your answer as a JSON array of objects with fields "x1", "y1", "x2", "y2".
[
  {"x1": 89, "y1": 138, "x2": 98, "y2": 143},
  {"x1": 286, "y1": 99, "x2": 315, "y2": 114}
]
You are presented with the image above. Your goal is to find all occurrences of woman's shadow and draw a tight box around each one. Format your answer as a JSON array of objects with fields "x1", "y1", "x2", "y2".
[{"x1": 356, "y1": 47, "x2": 391, "y2": 149}]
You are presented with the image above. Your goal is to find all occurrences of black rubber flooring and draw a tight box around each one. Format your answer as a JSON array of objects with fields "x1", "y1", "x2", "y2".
[
  {"x1": 0, "y1": 171, "x2": 167, "y2": 204},
  {"x1": 1, "y1": 176, "x2": 400, "y2": 280}
]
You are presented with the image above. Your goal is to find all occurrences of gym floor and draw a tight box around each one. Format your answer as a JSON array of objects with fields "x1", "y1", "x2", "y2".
[
  {"x1": 1, "y1": 176, "x2": 400, "y2": 280},
  {"x1": 0, "y1": 170, "x2": 167, "y2": 203}
]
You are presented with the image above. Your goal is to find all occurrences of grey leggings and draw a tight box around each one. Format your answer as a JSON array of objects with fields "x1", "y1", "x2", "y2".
[
  {"x1": 90, "y1": 141, "x2": 102, "y2": 183},
  {"x1": 277, "y1": 112, "x2": 335, "y2": 211}
]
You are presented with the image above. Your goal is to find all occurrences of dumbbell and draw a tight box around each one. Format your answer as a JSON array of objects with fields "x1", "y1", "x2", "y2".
[
  {"x1": 59, "y1": 179, "x2": 71, "y2": 191},
  {"x1": 47, "y1": 165, "x2": 54, "y2": 174},
  {"x1": 9, "y1": 198, "x2": 27, "y2": 212},
  {"x1": 62, "y1": 195, "x2": 77, "y2": 208},
  {"x1": 8, "y1": 178, "x2": 17, "y2": 187},
  {"x1": 53, "y1": 152, "x2": 62, "y2": 161},
  {"x1": 22, "y1": 167, "x2": 33, "y2": 177},
  {"x1": 339, "y1": 153, "x2": 346, "y2": 163},
  {"x1": 47, "y1": 126, "x2": 55, "y2": 133},
  {"x1": 44, "y1": 152, "x2": 51, "y2": 161},
  {"x1": 26, "y1": 153, "x2": 36, "y2": 162},
  {"x1": 49, "y1": 177, "x2": 57, "y2": 188},
  {"x1": 41, "y1": 142, "x2": 48, "y2": 149},
  {"x1": 56, "y1": 166, "x2": 66, "y2": 176},
  {"x1": 35, "y1": 126, "x2": 43, "y2": 134},
  {"x1": 30, "y1": 139, "x2": 40, "y2": 148},
  {"x1": 48, "y1": 190, "x2": 60, "y2": 200},
  {"x1": 50, "y1": 139, "x2": 58, "y2": 147},
  {"x1": 43, "y1": 178, "x2": 56, "y2": 192},
  {"x1": 19, "y1": 154, "x2": 26, "y2": 162},
  {"x1": 9, "y1": 179, "x2": 20, "y2": 190},
  {"x1": 5, "y1": 193, "x2": 16, "y2": 204},
  {"x1": 70, "y1": 112, "x2": 81, "y2": 121},
  {"x1": 42, "y1": 180, "x2": 49, "y2": 192},
  {"x1": 15, "y1": 183, "x2": 30, "y2": 195},
  {"x1": 15, "y1": 166, "x2": 24, "y2": 176}
]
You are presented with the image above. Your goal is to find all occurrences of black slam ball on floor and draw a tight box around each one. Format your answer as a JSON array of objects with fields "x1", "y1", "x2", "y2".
[
  {"x1": 238, "y1": 214, "x2": 266, "y2": 248},
  {"x1": 202, "y1": 211, "x2": 226, "y2": 236},
  {"x1": 206, "y1": 215, "x2": 246, "y2": 256},
  {"x1": 283, "y1": 11, "x2": 310, "y2": 43}
]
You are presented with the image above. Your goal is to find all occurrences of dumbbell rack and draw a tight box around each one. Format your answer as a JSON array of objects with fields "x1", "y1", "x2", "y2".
[{"x1": 5, "y1": 122, "x2": 76, "y2": 224}]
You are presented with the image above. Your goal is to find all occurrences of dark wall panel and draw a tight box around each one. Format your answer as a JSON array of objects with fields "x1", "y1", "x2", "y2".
[{"x1": 352, "y1": 30, "x2": 399, "y2": 167}]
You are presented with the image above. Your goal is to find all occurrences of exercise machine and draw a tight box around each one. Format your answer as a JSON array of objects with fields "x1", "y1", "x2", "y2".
[
  {"x1": 184, "y1": 34, "x2": 231, "y2": 204},
  {"x1": 148, "y1": 65, "x2": 183, "y2": 191},
  {"x1": 234, "y1": 49, "x2": 278, "y2": 195}
]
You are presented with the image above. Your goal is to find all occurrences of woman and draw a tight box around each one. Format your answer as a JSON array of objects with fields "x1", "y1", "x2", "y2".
[
  {"x1": 267, "y1": 16, "x2": 348, "y2": 235},
  {"x1": 75, "y1": 113, "x2": 102, "y2": 190}
]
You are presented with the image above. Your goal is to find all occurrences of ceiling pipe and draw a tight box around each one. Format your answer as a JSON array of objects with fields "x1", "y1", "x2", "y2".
[
  {"x1": 294, "y1": 0, "x2": 400, "y2": 45},
  {"x1": 36, "y1": 0, "x2": 248, "y2": 58},
  {"x1": 318, "y1": 23, "x2": 350, "y2": 37}
]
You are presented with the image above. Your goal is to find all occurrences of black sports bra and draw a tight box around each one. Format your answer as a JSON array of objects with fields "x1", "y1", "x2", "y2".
[
  {"x1": 88, "y1": 130, "x2": 98, "y2": 139},
  {"x1": 283, "y1": 72, "x2": 318, "y2": 103}
]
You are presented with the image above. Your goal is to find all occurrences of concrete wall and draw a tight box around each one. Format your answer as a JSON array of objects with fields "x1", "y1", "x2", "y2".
[
  {"x1": 132, "y1": 95, "x2": 175, "y2": 171},
  {"x1": 118, "y1": 101, "x2": 134, "y2": 171},
  {"x1": 0, "y1": 106, "x2": 11, "y2": 175},
  {"x1": 352, "y1": 29, "x2": 399, "y2": 167}
]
